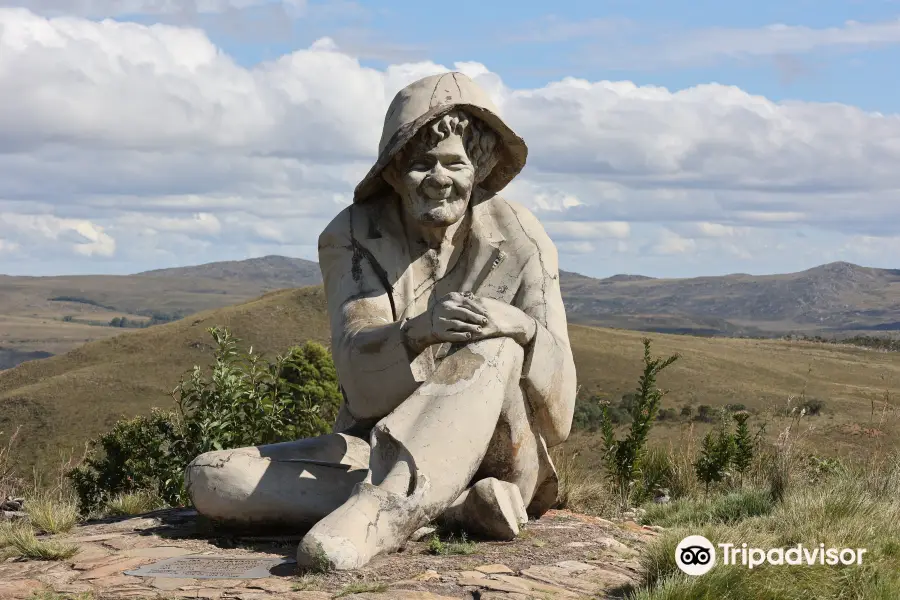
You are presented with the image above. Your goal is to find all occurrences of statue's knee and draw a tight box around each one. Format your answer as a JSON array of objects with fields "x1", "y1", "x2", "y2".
[
  {"x1": 185, "y1": 449, "x2": 253, "y2": 508},
  {"x1": 471, "y1": 337, "x2": 525, "y2": 372}
]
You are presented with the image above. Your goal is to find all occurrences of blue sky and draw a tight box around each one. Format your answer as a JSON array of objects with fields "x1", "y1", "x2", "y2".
[
  {"x1": 202, "y1": 0, "x2": 900, "y2": 110},
  {"x1": 1, "y1": 0, "x2": 900, "y2": 278}
]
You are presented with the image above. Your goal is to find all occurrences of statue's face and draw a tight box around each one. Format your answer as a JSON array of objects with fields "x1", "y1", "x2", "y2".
[{"x1": 389, "y1": 133, "x2": 476, "y2": 228}]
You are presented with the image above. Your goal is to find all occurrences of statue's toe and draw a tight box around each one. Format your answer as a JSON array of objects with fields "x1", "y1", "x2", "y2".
[
  {"x1": 471, "y1": 477, "x2": 527, "y2": 540},
  {"x1": 296, "y1": 482, "x2": 425, "y2": 571},
  {"x1": 297, "y1": 531, "x2": 363, "y2": 572},
  {"x1": 440, "y1": 477, "x2": 527, "y2": 540}
]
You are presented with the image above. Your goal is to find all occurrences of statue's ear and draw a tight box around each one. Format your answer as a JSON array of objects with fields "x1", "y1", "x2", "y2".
[{"x1": 381, "y1": 160, "x2": 401, "y2": 191}]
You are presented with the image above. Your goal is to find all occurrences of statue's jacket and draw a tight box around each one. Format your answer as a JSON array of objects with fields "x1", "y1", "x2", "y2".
[{"x1": 317, "y1": 189, "x2": 577, "y2": 515}]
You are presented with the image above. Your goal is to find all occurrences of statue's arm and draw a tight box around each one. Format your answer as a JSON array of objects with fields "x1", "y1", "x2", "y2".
[
  {"x1": 318, "y1": 224, "x2": 422, "y2": 421},
  {"x1": 512, "y1": 213, "x2": 577, "y2": 448}
]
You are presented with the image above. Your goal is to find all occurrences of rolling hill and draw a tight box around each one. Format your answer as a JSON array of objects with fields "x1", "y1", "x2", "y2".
[
  {"x1": 2, "y1": 257, "x2": 899, "y2": 371},
  {"x1": 2, "y1": 284, "x2": 898, "y2": 474}
]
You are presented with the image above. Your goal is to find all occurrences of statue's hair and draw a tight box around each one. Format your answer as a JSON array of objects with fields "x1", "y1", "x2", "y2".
[{"x1": 396, "y1": 109, "x2": 499, "y2": 184}]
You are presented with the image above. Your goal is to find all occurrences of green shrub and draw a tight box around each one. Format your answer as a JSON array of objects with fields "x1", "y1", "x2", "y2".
[
  {"x1": 694, "y1": 419, "x2": 735, "y2": 496},
  {"x1": 174, "y1": 328, "x2": 340, "y2": 453},
  {"x1": 731, "y1": 411, "x2": 760, "y2": 488},
  {"x1": 599, "y1": 339, "x2": 679, "y2": 508},
  {"x1": 573, "y1": 394, "x2": 633, "y2": 431},
  {"x1": 634, "y1": 445, "x2": 674, "y2": 504},
  {"x1": 800, "y1": 397, "x2": 825, "y2": 416},
  {"x1": 68, "y1": 327, "x2": 341, "y2": 514},
  {"x1": 657, "y1": 408, "x2": 677, "y2": 421},
  {"x1": 68, "y1": 409, "x2": 188, "y2": 512},
  {"x1": 694, "y1": 404, "x2": 715, "y2": 423}
]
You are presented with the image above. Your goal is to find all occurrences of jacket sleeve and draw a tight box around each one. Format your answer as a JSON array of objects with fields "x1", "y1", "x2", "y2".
[
  {"x1": 510, "y1": 208, "x2": 577, "y2": 448},
  {"x1": 317, "y1": 215, "x2": 423, "y2": 421}
]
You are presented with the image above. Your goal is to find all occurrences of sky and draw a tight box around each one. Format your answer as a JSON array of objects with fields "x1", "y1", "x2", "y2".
[{"x1": 2, "y1": 1, "x2": 900, "y2": 278}]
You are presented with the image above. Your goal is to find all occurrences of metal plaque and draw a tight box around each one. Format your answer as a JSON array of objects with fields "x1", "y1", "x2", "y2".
[{"x1": 125, "y1": 555, "x2": 295, "y2": 579}]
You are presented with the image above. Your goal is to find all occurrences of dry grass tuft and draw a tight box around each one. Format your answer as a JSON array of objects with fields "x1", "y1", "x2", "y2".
[
  {"x1": 551, "y1": 447, "x2": 618, "y2": 516},
  {"x1": 0, "y1": 521, "x2": 78, "y2": 561},
  {"x1": 25, "y1": 492, "x2": 79, "y2": 535},
  {"x1": 102, "y1": 490, "x2": 165, "y2": 518}
]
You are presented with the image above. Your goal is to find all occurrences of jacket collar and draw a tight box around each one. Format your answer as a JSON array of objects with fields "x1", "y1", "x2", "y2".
[{"x1": 354, "y1": 189, "x2": 505, "y2": 319}]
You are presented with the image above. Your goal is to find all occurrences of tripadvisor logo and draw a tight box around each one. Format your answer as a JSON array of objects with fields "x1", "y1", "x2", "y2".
[
  {"x1": 676, "y1": 535, "x2": 716, "y2": 575},
  {"x1": 675, "y1": 535, "x2": 868, "y2": 575}
]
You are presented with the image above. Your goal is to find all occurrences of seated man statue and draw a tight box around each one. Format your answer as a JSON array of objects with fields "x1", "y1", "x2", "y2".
[{"x1": 185, "y1": 72, "x2": 577, "y2": 571}]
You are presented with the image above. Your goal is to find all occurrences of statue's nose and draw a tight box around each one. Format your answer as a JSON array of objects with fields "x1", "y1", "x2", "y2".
[{"x1": 424, "y1": 171, "x2": 452, "y2": 189}]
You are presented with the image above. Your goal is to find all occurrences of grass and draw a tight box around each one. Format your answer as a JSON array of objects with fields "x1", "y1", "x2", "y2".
[
  {"x1": 28, "y1": 593, "x2": 95, "y2": 600},
  {"x1": 0, "y1": 521, "x2": 78, "y2": 561},
  {"x1": 640, "y1": 488, "x2": 775, "y2": 528},
  {"x1": 554, "y1": 411, "x2": 900, "y2": 600},
  {"x1": 551, "y1": 447, "x2": 618, "y2": 516},
  {"x1": 425, "y1": 532, "x2": 478, "y2": 556},
  {"x1": 25, "y1": 492, "x2": 79, "y2": 534},
  {"x1": 0, "y1": 426, "x2": 25, "y2": 497},
  {"x1": 332, "y1": 581, "x2": 389, "y2": 598},
  {"x1": 292, "y1": 574, "x2": 324, "y2": 591},
  {"x1": 102, "y1": 490, "x2": 165, "y2": 517},
  {"x1": 633, "y1": 465, "x2": 900, "y2": 599},
  {"x1": 28, "y1": 592, "x2": 94, "y2": 600}
]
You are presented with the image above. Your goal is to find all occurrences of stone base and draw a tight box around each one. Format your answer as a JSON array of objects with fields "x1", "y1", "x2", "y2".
[{"x1": 0, "y1": 508, "x2": 661, "y2": 599}]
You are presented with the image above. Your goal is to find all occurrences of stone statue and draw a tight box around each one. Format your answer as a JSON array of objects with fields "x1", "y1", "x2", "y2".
[{"x1": 185, "y1": 72, "x2": 577, "y2": 571}]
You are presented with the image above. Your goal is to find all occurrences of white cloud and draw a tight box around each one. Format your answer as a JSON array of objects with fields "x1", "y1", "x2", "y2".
[
  {"x1": 0, "y1": 213, "x2": 116, "y2": 257},
  {"x1": 543, "y1": 221, "x2": 630, "y2": 240},
  {"x1": 1, "y1": 8, "x2": 899, "y2": 277},
  {"x1": 648, "y1": 230, "x2": 697, "y2": 256}
]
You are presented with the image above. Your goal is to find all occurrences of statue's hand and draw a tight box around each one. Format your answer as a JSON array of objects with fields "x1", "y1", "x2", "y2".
[
  {"x1": 401, "y1": 292, "x2": 489, "y2": 353},
  {"x1": 463, "y1": 295, "x2": 538, "y2": 347}
]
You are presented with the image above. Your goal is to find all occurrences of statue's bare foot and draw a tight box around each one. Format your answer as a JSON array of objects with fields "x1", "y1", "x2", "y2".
[
  {"x1": 440, "y1": 477, "x2": 527, "y2": 540},
  {"x1": 296, "y1": 482, "x2": 425, "y2": 571}
]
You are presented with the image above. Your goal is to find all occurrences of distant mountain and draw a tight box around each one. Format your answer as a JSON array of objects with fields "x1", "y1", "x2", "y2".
[
  {"x1": 2, "y1": 257, "x2": 899, "y2": 372},
  {"x1": 137, "y1": 255, "x2": 321, "y2": 289},
  {"x1": 131, "y1": 257, "x2": 900, "y2": 336},
  {"x1": 559, "y1": 261, "x2": 900, "y2": 336}
]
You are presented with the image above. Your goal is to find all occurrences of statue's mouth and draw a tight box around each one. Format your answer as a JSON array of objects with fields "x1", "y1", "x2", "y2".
[{"x1": 422, "y1": 188, "x2": 454, "y2": 202}]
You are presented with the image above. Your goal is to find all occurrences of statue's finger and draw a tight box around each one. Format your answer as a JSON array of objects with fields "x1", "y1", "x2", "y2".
[
  {"x1": 441, "y1": 331, "x2": 473, "y2": 342},
  {"x1": 459, "y1": 296, "x2": 489, "y2": 316},
  {"x1": 444, "y1": 306, "x2": 488, "y2": 324},
  {"x1": 438, "y1": 317, "x2": 482, "y2": 333}
]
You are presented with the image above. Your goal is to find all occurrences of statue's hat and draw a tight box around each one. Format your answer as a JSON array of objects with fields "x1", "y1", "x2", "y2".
[{"x1": 353, "y1": 72, "x2": 528, "y2": 204}]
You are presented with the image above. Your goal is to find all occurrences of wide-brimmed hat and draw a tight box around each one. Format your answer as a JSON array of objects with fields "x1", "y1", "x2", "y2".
[{"x1": 353, "y1": 72, "x2": 528, "y2": 204}]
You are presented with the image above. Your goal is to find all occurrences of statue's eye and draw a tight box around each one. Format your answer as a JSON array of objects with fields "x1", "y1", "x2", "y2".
[
  {"x1": 446, "y1": 161, "x2": 468, "y2": 169},
  {"x1": 409, "y1": 162, "x2": 429, "y2": 171}
]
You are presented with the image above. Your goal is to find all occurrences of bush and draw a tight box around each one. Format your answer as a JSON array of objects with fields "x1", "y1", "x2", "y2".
[
  {"x1": 599, "y1": 339, "x2": 679, "y2": 508},
  {"x1": 572, "y1": 395, "x2": 607, "y2": 432},
  {"x1": 680, "y1": 406, "x2": 693, "y2": 418},
  {"x1": 656, "y1": 408, "x2": 677, "y2": 421},
  {"x1": 694, "y1": 404, "x2": 715, "y2": 423},
  {"x1": 694, "y1": 420, "x2": 735, "y2": 496},
  {"x1": 68, "y1": 410, "x2": 188, "y2": 513},
  {"x1": 800, "y1": 397, "x2": 825, "y2": 416},
  {"x1": 573, "y1": 394, "x2": 632, "y2": 431},
  {"x1": 68, "y1": 327, "x2": 341, "y2": 514}
]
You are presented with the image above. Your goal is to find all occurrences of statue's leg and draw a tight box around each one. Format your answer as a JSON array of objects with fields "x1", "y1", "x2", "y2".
[
  {"x1": 296, "y1": 337, "x2": 524, "y2": 570},
  {"x1": 185, "y1": 433, "x2": 370, "y2": 530},
  {"x1": 439, "y1": 375, "x2": 553, "y2": 539}
]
